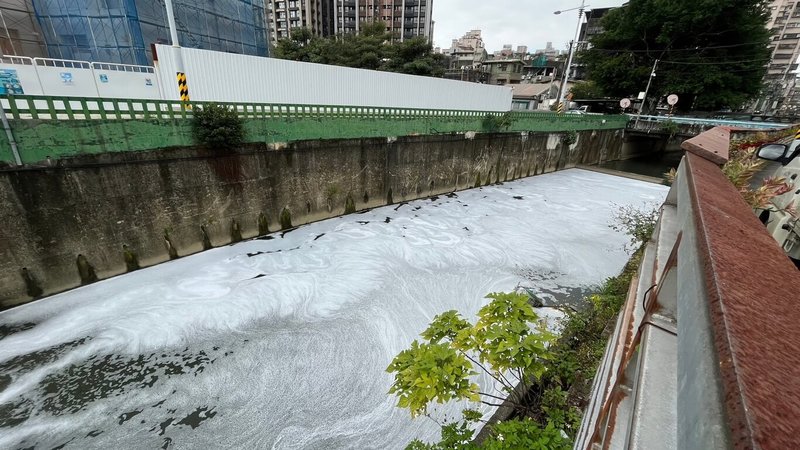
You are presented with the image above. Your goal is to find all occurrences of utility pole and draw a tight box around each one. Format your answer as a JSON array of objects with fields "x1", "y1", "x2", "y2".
[
  {"x1": 635, "y1": 58, "x2": 659, "y2": 127},
  {"x1": 164, "y1": 0, "x2": 189, "y2": 103},
  {"x1": 554, "y1": 0, "x2": 587, "y2": 113}
]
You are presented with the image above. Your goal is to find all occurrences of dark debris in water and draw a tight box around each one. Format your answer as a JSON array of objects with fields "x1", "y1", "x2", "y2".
[
  {"x1": 384, "y1": 217, "x2": 391, "y2": 223},
  {"x1": 247, "y1": 246, "x2": 300, "y2": 258},
  {"x1": 393, "y1": 202, "x2": 408, "y2": 211},
  {"x1": 176, "y1": 406, "x2": 217, "y2": 429},
  {"x1": 0, "y1": 322, "x2": 37, "y2": 340},
  {"x1": 0, "y1": 397, "x2": 34, "y2": 428},
  {"x1": 356, "y1": 221, "x2": 370, "y2": 225},
  {"x1": 445, "y1": 192, "x2": 458, "y2": 198},
  {"x1": 150, "y1": 406, "x2": 217, "y2": 437},
  {"x1": 280, "y1": 228, "x2": 297, "y2": 238},
  {"x1": 513, "y1": 196, "x2": 524, "y2": 200},
  {"x1": 0, "y1": 346, "x2": 228, "y2": 432},
  {"x1": 0, "y1": 338, "x2": 88, "y2": 379},
  {"x1": 313, "y1": 233, "x2": 325, "y2": 241},
  {"x1": 255, "y1": 235, "x2": 275, "y2": 241},
  {"x1": 118, "y1": 409, "x2": 143, "y2": 425},
  {"x1": 50, "y1": 437, "x2": 75, "y2": 449},
  {"x1": 36, "y1": 350, "x2": 217, "y2": 416}
]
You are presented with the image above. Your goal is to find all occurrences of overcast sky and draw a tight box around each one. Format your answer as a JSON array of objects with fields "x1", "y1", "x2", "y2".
[{"x1": 431, "y1": 0, "x2": 628, "y2": 53}]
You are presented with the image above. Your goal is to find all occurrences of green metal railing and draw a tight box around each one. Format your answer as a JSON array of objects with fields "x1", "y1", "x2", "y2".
[
  {"x1": 0, "y1": 95, "x2": 504, "y2": 121},
  {"x1": 0, "y1": 95, "x2": 629, "y2": 166}
]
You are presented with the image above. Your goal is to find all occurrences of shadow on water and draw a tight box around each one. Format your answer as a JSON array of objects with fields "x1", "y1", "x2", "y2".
[
  {"x1": 513, "y1": 267, "x2": 594, "y2": 310},
  {"x1": 596, "y1": 151, "x2": 684, "y2": 179}
]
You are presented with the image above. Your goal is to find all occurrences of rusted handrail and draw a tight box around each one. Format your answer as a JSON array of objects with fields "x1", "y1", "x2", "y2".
[{"x1": 679, "y1": 129, "x2": 800, "y2": 449}]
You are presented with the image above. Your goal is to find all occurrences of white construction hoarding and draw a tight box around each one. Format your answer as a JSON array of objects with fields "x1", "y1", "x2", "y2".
[{"x1": 154, "y1": 45, "x2": 512, "y2": 111}]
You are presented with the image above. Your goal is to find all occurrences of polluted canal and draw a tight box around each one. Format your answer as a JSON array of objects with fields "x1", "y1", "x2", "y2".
[{"x1": 0, "y1": 169, "x2": 668, "y2": 449}]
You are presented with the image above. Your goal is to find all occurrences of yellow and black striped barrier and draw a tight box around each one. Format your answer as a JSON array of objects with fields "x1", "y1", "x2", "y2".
[
  {"x1": 795, "y1": 129, "x2": 800, "y2": 140},
  {"x1": 177, "y1": 72, "x2": 190, "y2": 103},
  {"x1": 557, "y1": 102, "x2": 564, "y2": 114}
]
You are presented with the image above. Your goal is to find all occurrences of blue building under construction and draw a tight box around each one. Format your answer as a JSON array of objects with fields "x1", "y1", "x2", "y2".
[{"x1": 28, "y1": 0, "x2": 269, "y2": 65}]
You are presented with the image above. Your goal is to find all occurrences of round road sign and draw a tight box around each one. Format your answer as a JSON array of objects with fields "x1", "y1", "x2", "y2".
[
  {"x1": 619, "y1": 98, "x2": 631, "y2": 109},
  {"x1": 667, "y1": 94, "x2": 679, "y2": 106}
]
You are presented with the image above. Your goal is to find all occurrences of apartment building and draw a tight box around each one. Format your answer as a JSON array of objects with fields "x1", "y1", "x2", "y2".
[
  {"x1": 758, "y1": 0, "x2": 800, "y2": 114},
  {"x1": 266, "y1": 0, "x2": 432, "y2": 47},
  {"x1": 332, "y1": 0, "x2": 433, "y2": 41},
  {"x1": 266, "y1": 0, "x2": 329, "y2": 45}
]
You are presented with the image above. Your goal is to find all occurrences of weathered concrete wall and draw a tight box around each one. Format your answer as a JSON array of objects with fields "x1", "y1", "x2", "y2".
[{"x1": 0, "y1": 129, "x2": 624, "y2": 308}]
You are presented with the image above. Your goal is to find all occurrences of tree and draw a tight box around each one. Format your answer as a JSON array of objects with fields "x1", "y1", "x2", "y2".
[
  {"x1": 274, "y1": 23, "x2": 446, "y2": 77},
  {"x1": 581, "y1": 0, "x2": 772, "y2": 111},
  {"x1": 568, "y1": 81, "x2": 604, "y2": 100},
  {"x1": 387, "y1": 292, "x2": 555, "y2": 418},
  {"x1": 386, "y1": 292, "x2": 573, "y2": 449},
  {"x1": 192, "y1": 103, "x2": 244, "y2": 150}
]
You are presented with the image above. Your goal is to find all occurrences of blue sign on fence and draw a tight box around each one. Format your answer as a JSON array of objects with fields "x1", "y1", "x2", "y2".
[
  {"x1": 0, "y1": 69, "x2": 24, "y2": 95},
  {"x1": 60, "y1": 72, "x2": 73, "y2": 84},
  {"x1": 99, "y1": 74, "x2": 109, "y2": 83}
]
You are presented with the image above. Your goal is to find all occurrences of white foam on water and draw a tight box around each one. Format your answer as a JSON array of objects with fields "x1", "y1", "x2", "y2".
[{"x1": 0, "y1": 169, "x2": 668, "y2": 449}]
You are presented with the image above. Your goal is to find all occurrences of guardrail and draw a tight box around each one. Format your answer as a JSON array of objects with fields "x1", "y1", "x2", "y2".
[
  {"x1": 631, "y1": 114, "x2": 784, "y2": 130},
  {"x1": 0, "y1": 95, "x2": 617, "y2": 122},
  {"x1": 0, "y1": 95, "x2": 499, "y2": 121},
  {"x1": 0, "y1": 95, "x2": 629, "y2": 166},
  {"x1": 576, "y1": 126, "x2": 800, "y2": 449}
]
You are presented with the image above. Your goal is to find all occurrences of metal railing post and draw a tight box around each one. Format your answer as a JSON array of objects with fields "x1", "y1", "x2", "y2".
[{"x1": 0, "y1": 98, "x2": 22, "y2": 166}]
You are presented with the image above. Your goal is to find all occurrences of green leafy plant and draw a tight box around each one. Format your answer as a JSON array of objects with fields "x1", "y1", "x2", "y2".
[
  {"x1": 193, "y1": 103, "x2": 245, "y2": 150},
  {"x1": 387, "y1": 292, "x2": 555, "y2": 418},
  {"x1": 392, "y1": 261, "x2": 642, "y2": 448},
  {"x1": 660, "y1": 120, "x2": 679, "y2": 137},
  {"x1": 610, "y1": 204, "x2": 660, "y2": 252},
  {"x1": 482, "y1": 113, "x2": 514, "y2": 132},
  {"x1": 561, "y1": 131, "x2": 578, "y2": 147}
]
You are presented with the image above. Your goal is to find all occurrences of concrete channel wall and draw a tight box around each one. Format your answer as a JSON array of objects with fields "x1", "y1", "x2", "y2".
[{"x1": 0, "y1": 129, "x2": 624, "y2": 308}]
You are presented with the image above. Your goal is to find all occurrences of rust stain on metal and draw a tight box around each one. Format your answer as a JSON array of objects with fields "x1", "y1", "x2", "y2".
[
  {"x1": 680, "y1": 126, "x2": 730, "y2": 165},
  {"x1": 684, "y1": 151, "x2": 800, "y2": 450}
]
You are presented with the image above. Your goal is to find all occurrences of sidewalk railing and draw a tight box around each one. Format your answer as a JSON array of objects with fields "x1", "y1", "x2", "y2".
[{"x1": 0, "y1": 94, "x2": 617, "y2": 122}]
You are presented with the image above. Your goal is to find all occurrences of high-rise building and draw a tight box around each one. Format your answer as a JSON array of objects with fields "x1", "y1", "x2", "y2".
[
  {"x1": 756, "y1": 0, "x2": 800, "y2": 114},
  {"x1": 266, "y1": 0, "x2": 328, "y2": 45},
  {"x1": 7, "y1": 0, "x2": 269, "y2": 66},
  {"x1": 332, "y1": 0, "x2": 433, "y2": 42}
]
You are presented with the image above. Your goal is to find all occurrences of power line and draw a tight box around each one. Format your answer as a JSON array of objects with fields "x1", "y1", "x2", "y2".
[
  {"x1": 584, "y1": 41, "x2": 770, "y2": 54},
  {"x1": 660, "y1": 58, "x2": 772, "y2": 65}
]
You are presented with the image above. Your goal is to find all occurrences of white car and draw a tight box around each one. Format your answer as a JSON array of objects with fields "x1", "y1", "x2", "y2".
[{"x1": 757, "y1": 139, "x2": 800, "y2": 267}]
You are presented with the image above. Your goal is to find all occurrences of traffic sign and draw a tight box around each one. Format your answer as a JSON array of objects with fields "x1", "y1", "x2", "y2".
[
  {"x1": 667, "y1": 94, "x2": 679, "y2": 106},
  {"x1": 620, "y1": 98, "x2": 631, "y2": 109}
]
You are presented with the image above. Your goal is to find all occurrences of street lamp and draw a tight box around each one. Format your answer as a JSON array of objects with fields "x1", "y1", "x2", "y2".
[{"x1": 554, "y1": 1, "x2": 588, "y2": 112}]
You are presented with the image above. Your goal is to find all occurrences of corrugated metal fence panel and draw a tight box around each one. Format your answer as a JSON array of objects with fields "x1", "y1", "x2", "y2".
[{"x1": 154, "y1": 45, "x2": 512, "y2": 111}]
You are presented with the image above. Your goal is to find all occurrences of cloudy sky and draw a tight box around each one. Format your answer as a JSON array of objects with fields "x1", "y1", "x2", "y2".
[{"x1": 431, "y1": 0, "x2": 628, "y2": 53}]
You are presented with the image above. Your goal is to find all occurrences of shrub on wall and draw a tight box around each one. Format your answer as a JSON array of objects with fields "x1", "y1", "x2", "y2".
[{"x1": 192, "y1": 103, "x2": 245, "y2": 150}]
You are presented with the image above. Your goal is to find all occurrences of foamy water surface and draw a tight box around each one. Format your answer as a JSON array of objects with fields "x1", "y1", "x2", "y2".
[{"x1": 0, "y1": 169, "x2": 668, "y2": 449}]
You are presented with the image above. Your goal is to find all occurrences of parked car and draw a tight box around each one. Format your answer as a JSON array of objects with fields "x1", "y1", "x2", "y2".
[{"x1": 756, "y1": 139, "x2": 800, "y2": 267}]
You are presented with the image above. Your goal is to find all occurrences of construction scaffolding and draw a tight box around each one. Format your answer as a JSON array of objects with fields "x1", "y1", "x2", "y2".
[
  {"x1": 0, "y1": 0, "x2": 47, "y2": 57},
  {"x1": 26, "y1": 0, "x2": 268, "y2": 66}
]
